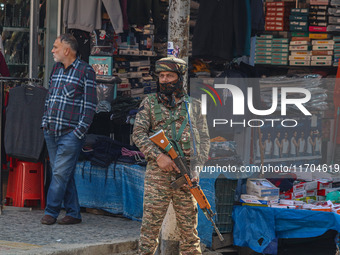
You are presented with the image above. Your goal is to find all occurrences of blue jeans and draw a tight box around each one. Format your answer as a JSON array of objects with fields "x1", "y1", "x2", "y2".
[{"x1": 44, "y1": 130, "x2": 85, "y2": 219}]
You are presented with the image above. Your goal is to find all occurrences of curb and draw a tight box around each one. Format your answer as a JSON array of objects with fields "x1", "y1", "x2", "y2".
[{"x1": 2, "y1": 239, "x2": 138, "y2": 255}]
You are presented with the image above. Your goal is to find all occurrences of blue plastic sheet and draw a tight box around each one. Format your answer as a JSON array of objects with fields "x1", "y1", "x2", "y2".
[
  {"x1": 74, "y1": 161, "x2": 220, "y2": 247},
  {"x1": 75, "y1": 161, "x2": 145, "y2": 220},
  {"x1": 233, "y1": 205, "x2": 340, "y2": 254}
]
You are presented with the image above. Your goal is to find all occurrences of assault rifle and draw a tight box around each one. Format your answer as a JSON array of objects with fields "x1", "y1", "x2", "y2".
[{"x1": 150, "y1": 129, "x2": 224, "y2": 241}]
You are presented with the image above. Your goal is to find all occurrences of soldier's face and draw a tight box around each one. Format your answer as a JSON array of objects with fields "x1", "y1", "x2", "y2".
[{"x1": 159, "y1": 71, "x2": 178, "y2": 83}]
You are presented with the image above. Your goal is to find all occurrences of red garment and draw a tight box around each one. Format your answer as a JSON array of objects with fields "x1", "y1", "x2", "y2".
[{"x1": 0, "y1": 51, "x2": 10, "y2": 77}]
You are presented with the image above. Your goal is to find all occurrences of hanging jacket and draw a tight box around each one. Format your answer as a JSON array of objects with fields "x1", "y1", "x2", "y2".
[
  {"x1": 5, "y1": 86, "x2": 48, "y2": 162},
  {"x1": 127, "y1": 0, "x2": 161, "y2": 26},
  {"x1": 192, "y1": 0, "x2": 248, "y2": 60},
  {"x1": 63, "y1": 0, "x2": 123, "y2": 34}
]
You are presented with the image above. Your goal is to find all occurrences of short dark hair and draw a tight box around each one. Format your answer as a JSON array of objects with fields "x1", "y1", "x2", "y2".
[{"x1": 59, "y1": 33, "x2": 78, "y2": 52}]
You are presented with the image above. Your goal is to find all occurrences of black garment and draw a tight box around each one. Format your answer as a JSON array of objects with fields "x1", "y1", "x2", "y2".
[
  {"x1": 192, "y1": 0, "x2": 248, "y2": 60},
  {"x1": 69, "y1": 29, "x2": 91, "y2": 63},
  {"x1": 251, "y1": 0, "x2": 265, "y2": 36},
  {"x1": 127, "y1": 0, "x2": 161, "y2": 26},
  {"x1": 4, "y1": 86, "x2": 48, "y2": 162}
]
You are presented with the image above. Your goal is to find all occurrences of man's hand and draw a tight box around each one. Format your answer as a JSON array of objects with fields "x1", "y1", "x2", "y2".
[{"x1": 156, "y1": 153, "x2": 180, "y2": 173}]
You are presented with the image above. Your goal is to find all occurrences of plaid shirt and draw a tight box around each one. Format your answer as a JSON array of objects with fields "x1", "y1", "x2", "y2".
[{"x1": 42, "y1": 58, "x2": 97, "y2": 139}]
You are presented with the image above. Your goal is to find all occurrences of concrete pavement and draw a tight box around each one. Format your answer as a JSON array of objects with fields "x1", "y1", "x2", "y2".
[
  {"x1": 0, "y1": 207, "x2": 140, "y2": 254},
  {"x1": 0, "y1": 207, "x2": 227, "y2": 255}
]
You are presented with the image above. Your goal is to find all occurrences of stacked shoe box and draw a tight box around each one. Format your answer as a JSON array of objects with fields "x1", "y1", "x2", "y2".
[
  {"x1": 328, "y1": 0, "x2": 340, "y2": 32},
  {"x1": 290, "y1": 8, "x2": 309, "y2": 32},
  {"x1": 113, "y1": 58, "x2": 153, "y2": 98},
  {"x1": 255, "y1": 34, "x2": 273, "y2": 65},
  {"x1": 265, "y1": 1, "x2": 294, "y2": 31},
  {"x1": 333, "y1": 36, "x2": 340, "y2": 66},
  {"x1": 309, "y1": 2, "x2": 329, "y2": 33},
  {"x1": 289, "y1": 34, "x2": 312, "y2": 66},
  {"x1": 271, "y1": 37, "x2": 289, "y2": 65},
  {"x1": 311, "y1": 39, "x2": 334, "y2": 66}
]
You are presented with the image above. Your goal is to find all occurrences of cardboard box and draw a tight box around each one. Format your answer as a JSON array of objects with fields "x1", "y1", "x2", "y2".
[
  {"x1": 290, "y1": 25, "x2": 309, "y2": 31},
  {"x1": 272, "y1": 60, "x2": 288, "y2": 65},
  {"x1": 292, "y1": 31, "x2": 309, "y2": 37},
  {"x1": 117, "y1": 82, "x2": 131, "y2": 91},
  {"x1": 256, "y1": 39, "x2": 273, "y2": 44},
  {"x1": 311, "y1": 60, "x2": 332, "y2": 66},
  {"x1": 312, "y1": 50, "x2": 333, "y2": 55},
  {"x1": 258, "y1": 34, "x2": 274, "y2": 39},
  {"x1": 255, "y1": 51, "x2": 272, "y2": 55},
  {"x1": 317, "y1": 179, "x2": 332, "y2": 189},
  {"x1": 273, "y1": 47, "x2": 289, "y2": 52},
  {"x1": 290, "y1": 15, "x2": 308, "y2": 21},
  {"x1": 309, "y1": 26, "x2": 327, "y2": 32},
  {"x1": 311, "y1": 55, "x2": 332, "y2": 61},
  {"x1": 255, "y1": 55, "x2": 272, "y2": 60},
  {"x1": 291, "y1": 8, "x2": 309, "y2": 15},
  {"x1": 306, "y1": 190, "x2": 317, "y2": 196},
  {"x1": 272, "y1": 38, "x2": 289, "y2": 43},
  {"x1": 312, "y1": 40, "x2": 335, "y2": 45},
  {"x1": 273, "y1": 43, "x2": 289, "y2": 48},
  {"x1": 289, "y1": 55, "x2": 311, "y2": 60},
  {"x1": 310, "y1": 0, "x2": 329, "y2": 4},
  {"x1": 309, "y1": 33, "x2": 332, "y2": 39},
  {"x1": 272, "y1": 52, "x2": 289, "y2": 57},
  {"x1": 289, "y1": 45, "x2": 311, "y2": 51},
  {"x1": 255, "y1": 60, "x2": 272, "y2": 64},
  {"x1": 317, "y1": 187, "x2": 340, "y2": 196},
  {"x1": 272, "y1": 56, "x2": 289, "y2": 61},
  {"x1": 246, "y1": 179, "x2": 280, "y2": 198},
  {"x1": 304, "y1": 180, "x2": 318, "y2": 190},
  {"x1": 294, "y1": 190, "x2": 306, "y2": 199},
  {"x1": 291, "y1": 37, "x2": 310, "y2": 41},
  {"x1": 293, "y1": 183, "x2": 306, "y2": 192},
  {"x1": 291, "y1": 51, "x2": 312, "y2": 55},
  {"x1": 309, "y1": 21, "x2": 327, "y2": 27},
  {"x1": 312, "y1": 45, "x2": 334, "y2": 50},
  {"x1": 290, "y1": 40, "x2": 310, "y2": 45},
  {"x1": 89, "y1": 56, "x2": 113, "y2": 76},
  {"x1": 289, "y1": 60, "x2": 311, "y2": 65},
  {"x1": 239, "y1": 194, "x2": 276, "y2": 205}
]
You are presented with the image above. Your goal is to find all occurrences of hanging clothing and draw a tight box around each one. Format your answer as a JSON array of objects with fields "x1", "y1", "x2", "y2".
[
  {"x1": 251, "y1": 0, "x2": 265, "y2": 36},
  {"x1": 4, "y1": 86, "x2": 48, "y2": 162},
  {"x1": 192, "y1": 0, "x2": 248, "y2": 60},
  {"x1": 0, "y1": 51, "x2": 10, "y2": 77},
  {"x1": 120, "y1": 0, "x2": 129, "y2": 30},
  {"x1": 69, "y1": 29, "x2": 91, "y2": 63},
  {"x1": 63, "y1": 0, "x2": 123, "y2": 34},
  {"x1": 127, "y1": 0, "x2": 161, "y2": 26}
]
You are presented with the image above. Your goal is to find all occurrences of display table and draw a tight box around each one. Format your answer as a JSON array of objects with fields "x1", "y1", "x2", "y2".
[
  {"x1": 74, "y1": 161, "x2": 217, "y2": 246},
  {"x1": 233, "y1": 205, "x2": 340, "y2": 254}
]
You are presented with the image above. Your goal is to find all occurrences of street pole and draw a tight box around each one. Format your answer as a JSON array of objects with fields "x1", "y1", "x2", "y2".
[{"x1": 160, "y1": 0, "x2": 190, "y2": 254}]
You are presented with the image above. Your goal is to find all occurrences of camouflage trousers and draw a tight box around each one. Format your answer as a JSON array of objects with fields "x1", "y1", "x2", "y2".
[{"x1": 139, "y1": 162, "x2": 201, "y2": 255}]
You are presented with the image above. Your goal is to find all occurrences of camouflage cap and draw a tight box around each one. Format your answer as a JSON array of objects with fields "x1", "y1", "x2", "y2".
[{"x1": 155, "y1": 57, "x2": 187, "y2": 75}]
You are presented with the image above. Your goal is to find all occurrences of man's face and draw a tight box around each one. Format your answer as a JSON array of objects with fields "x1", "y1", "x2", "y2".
[
  {"x1": 159, "y1": 71, "x2": 178, "y2": 84},
  {"x1": 51, "y1": 38, "x2": 66, "y2": 63}
]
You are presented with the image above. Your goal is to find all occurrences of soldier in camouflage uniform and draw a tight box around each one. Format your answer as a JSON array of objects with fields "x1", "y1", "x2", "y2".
[{"x1": 132, "y1": 57, "x2": 210, "y2": 255}]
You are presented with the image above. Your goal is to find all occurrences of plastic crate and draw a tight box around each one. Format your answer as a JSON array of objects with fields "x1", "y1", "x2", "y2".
[{"x1": 215, "y1": 178, "x2": 238, "y2": 233}]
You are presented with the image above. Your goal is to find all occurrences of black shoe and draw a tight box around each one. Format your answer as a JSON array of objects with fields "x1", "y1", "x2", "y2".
[
  {"x1": 57, "y1": 215, "x2": 82, "y2": 225},
  {"x1": 41, "y1": 215, "x2": 57, "y2": 225}
]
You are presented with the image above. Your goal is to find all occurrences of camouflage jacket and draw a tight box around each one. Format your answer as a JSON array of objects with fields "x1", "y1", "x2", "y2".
[{"x1": 132, "y1": 93, "x2": 210, "y2": 168}]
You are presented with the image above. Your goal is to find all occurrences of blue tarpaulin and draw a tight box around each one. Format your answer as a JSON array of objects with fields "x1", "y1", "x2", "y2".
[
  {"x1": 74, "y1": 161, "x2": 217, "y2": 246},
  {"x1": 233, "y1": 205, "x2": 340, "y2": 254}
]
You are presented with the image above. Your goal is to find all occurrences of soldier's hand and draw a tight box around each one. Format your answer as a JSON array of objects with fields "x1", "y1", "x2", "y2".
[
  {"x1": 183, "y1": 177, "x2": 199, "y2": 189},
  {"x1": 156, "y1": 153, "x2": 180, "y2": 173}
]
